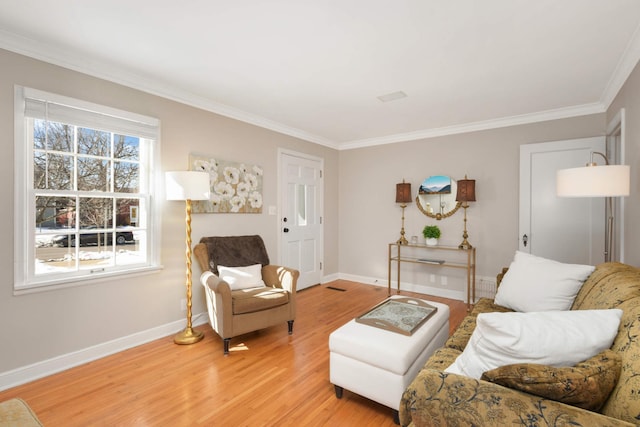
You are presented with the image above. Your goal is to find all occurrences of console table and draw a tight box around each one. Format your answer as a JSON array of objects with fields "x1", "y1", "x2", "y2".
[{"x1": 388, "y1": 243, "x2": 476, "y2": 309}]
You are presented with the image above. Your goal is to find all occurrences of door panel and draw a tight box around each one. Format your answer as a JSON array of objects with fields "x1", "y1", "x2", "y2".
[
  {"x1": 519, "y1": 137, "x2": 605, "y2": 265},
  {"x1": 280, "y1": 151, "x2": 323, "y2": 290}
]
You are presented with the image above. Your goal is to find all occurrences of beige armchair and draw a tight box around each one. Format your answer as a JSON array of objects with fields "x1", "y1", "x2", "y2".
[{"x1": 194, "y1": 235, "x2": 299, "y2": 354}]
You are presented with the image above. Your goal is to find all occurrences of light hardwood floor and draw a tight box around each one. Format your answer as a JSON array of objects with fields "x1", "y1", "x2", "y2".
[{"x1": 0, "y1": 280, "x2": 467, "y2": 426}]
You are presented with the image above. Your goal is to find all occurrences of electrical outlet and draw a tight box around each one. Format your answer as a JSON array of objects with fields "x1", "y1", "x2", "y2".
[
  {"x1": 180, "y1": 298, "x2": 187, "y2": 311},
  {"x1": 430, "y1": 274, "x2": 436, "y2": 283},
  {"x1": 441, "y1": 276, "x2": 448, "y2": 286}
]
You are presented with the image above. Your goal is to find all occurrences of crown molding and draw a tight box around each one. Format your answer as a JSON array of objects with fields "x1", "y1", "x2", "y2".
[
  {"x1": 0, "y1": 28, "x2": 622, "y2": 152},
  {"x1": 600, "y1": 22, "x2": 640, "y2": 108},
  {"x1": 0, "y1": 30, "x2": 339, "y2": 150},
  {"x1": 339, "y1": 103, "x2": 606, "y2": 150}
]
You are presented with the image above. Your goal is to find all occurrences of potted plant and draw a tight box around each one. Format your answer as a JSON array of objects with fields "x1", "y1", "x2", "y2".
[{"x1": 423, "y1": 225, "x2": 441, "y2": 246}]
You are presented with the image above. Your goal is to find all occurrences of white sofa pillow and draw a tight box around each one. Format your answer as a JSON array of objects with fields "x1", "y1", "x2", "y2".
[
  {"x1": 445, "y1": 309, "x2": 622, "y2": 379},
  {"x1": 217, "y1": 264, "x2": 266, "y2": 290},
  {"x1": 494, "y1": 251, "x2": 595, "y2": 312}
]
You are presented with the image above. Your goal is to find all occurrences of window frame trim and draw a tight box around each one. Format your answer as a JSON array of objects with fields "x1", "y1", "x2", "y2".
[{"x1": 14, "y1": 85, "x2": 163, "y2": 293}]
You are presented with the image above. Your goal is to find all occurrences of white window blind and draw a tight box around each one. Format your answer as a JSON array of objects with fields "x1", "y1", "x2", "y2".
[{"x1": 23, "y1": 90, "x2": 158, "y2": 139}]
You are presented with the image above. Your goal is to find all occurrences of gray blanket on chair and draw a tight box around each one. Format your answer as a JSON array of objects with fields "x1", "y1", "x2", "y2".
[{"x1": 199, "y1": 235, "x2": 270, "y2": 274}]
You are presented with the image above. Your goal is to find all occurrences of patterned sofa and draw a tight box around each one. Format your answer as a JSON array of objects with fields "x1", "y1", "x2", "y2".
[{"x1": 400, "y1": 262, "x2": 640, "y2": 426}]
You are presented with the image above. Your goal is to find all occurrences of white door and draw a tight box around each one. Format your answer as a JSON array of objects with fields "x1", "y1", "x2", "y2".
[
  {"x1": 279, "y1": 150, "x2": 323, "y2": 290},
  {"x1": 519, "y1": 137, "x2": 605, "y2": 265}
]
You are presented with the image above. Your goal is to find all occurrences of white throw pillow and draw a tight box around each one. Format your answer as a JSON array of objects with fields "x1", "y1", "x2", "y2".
[
  {"x1": 445, "y1": 309, "x2": 622, "y2": 379},
  {"x1": 494, "y1": 251, "x2": 595, "y2": 312},
  {"x1": 217, "y1": 264, "x2": 266, "y2": 290}
]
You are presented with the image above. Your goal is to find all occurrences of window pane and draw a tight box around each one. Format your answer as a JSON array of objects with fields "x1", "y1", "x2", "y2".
[
  {"x1": 297, "y1": 184, "x2": 307, "y2": 226},
  {"x1": 116, "y1": 230, "x2": 144, "y2": 266},
  {"x1": 114, "y1": 161, "x2": 139, "y2": 193},
  {"x1": 79, "y1": 197, "x2": 113, "y2": 229},
  {"x1": 116, "y1": 198, "x2": 138, "y2": 226},
  {"x1": 35, "y1": 196, "x2": 75, "y2": 230},
  {"x1": 77, "y1": 127, "x2": 110, "y2": 156},
  {"x1": 78, "y1": 157, "x2": 111, "y2": 191},
  {"x1": 35, "y1": 234, "x2": 77, "y2": 274},
  {"x1": 34, "y1": 120, "x2": 73, "y2": 152},
  {"x1": 33, "y1": 152, "x2": 46, "y2": 189},
  {"x1": 34, "y1": 153, "x2": 74, "y2": 190},
  {"x1": 114, "y1": 134, "x2": 140, "y2": 161}
]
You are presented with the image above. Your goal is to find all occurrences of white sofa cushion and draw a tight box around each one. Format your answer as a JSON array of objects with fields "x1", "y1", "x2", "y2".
[
  {"x1": 494, "y1": 251, "x2": 594, "y2": 312},
  {"x1": 445, "y1": 309, "x2": 622, "y2": 379}
]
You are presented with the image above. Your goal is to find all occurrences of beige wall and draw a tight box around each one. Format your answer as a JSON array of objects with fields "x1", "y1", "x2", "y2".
[
  {"x1": 0, "y1": 49, "x2": 339, "y2": 374},
  {"x1": 338, "y1": 114, "x2": 606, "y2": 297},
  {"x1": 607, "y1": 60, "x2": 640, "y2": 267}
]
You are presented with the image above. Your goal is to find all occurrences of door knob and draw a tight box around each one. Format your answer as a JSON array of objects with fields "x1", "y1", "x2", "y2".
[{"x1": 283, "y1": 228, "x2": 289, "y2": 233}]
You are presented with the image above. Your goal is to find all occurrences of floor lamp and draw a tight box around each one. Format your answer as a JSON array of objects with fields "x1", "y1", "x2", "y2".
[
  {"x1": 166, "y1": 171, "x2": 211, "y2": 345},
  {"x1": 396, "y1": 180, "x2": 412, "y2": 245},
  {"x1": 557, "y1": 152, "x2": 630, "y2": 262}
]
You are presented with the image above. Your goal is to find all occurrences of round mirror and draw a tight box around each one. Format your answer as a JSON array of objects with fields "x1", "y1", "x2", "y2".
[{"x1": 415, "y1": 175, "x2": 462, "y2": 220}]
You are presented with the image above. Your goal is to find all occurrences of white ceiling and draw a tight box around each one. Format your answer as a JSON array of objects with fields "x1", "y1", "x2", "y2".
[{"x1": 1, "y1": 1, "x2": 640, "y2": 150}]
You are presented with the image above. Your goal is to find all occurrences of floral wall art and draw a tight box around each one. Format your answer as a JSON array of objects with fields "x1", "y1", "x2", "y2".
[{"x1": 189, "y1": 153, "x2": 263, "y2": 213}]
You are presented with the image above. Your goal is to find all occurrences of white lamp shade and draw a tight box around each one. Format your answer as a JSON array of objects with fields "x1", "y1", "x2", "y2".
[
  {"x1": 557, "y1": 164, "x2": 630, "y2": 197},
  {"x1": 165, "y1": 171, "x2": 211, "y2": 201}
]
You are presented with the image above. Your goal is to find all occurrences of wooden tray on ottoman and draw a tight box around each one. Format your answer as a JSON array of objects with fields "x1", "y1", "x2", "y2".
[{"x1": 356, "y1": 297, "x2": 437, "y2": 336}]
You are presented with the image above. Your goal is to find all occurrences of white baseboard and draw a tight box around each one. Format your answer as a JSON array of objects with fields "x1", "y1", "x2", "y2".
[
  {"x1": 321, "y1": 272, "x2": 340, "y2": 283},
  {"x1": 336, "y1": 272, "x2": 467, "y2": 301},
  {"x1": 0, "y1": 312, "x2": 209, "y2": 392}
]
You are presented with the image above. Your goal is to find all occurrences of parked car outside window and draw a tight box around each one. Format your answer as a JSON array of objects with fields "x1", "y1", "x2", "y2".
[{"x1": 52, "y1": 229, "x2": 134, "y2": 247}]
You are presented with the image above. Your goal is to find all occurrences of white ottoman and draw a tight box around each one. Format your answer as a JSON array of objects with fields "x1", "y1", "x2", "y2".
[{"x1": 329, "y1": 296, "x2": 449, "y2": 420}]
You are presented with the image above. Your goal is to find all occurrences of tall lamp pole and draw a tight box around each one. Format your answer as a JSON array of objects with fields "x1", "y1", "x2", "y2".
[{"x1": 166, "y1": 171, "x2": 210, "y2": 345}]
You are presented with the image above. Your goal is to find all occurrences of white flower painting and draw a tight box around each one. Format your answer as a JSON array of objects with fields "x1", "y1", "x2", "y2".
[{"x1": 189, "y1": 154, "x2": 263, "y2": 213}]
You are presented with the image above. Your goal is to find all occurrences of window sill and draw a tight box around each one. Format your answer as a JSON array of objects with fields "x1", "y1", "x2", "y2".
[{"x1": 13, "y1": 265, "x2": 164, "y2": 296}]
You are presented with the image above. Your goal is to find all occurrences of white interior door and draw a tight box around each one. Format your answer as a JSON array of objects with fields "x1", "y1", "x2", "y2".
[
  {"x1": 279, "y1": 150, "x2": 323, "y2": 290},
  {"x1": 519, "y1": 137, "x2": 605, "y2": 265}
]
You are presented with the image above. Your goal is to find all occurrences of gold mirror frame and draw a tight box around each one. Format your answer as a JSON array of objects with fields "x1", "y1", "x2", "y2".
[{"x1": 415, "y1": 176, "x2": 462, "y2": 220}]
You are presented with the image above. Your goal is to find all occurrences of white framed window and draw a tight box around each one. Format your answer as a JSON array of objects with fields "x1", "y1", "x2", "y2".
[{"x1": 14, "y1": 86, "x2": 162, "y2": 293}]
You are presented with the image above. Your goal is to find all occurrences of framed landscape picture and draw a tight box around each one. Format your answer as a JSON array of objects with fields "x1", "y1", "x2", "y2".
[{"x1": 419, "y1": 175, "x2": 452, "y2": 195}]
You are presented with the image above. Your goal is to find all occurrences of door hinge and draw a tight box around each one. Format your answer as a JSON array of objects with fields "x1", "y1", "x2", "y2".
[
  {"x1": 320, "y1": 262, "x2": 323, "y2": 270},
  {"x1": 320, "y1": 216, "x2": 323, "y2": 224},
  {"x1": 319, "y1": 170, "x2": 323, "y2": 178}
]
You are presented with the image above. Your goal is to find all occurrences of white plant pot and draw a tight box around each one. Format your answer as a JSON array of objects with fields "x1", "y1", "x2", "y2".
[{"x1": 426, "y1": 238, "x2": 438, "y2": 246}]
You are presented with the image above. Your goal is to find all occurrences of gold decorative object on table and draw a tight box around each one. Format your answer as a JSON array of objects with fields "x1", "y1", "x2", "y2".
[
  {"x1": 166, "y1": 171, "x2": 211, "y2": 345},
  {"x1": 455, "y1": 176, "x2": 476, "y2": 250},
  {"x1": 395, "y1": 180, "x2": 412, "y2": 245}
]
